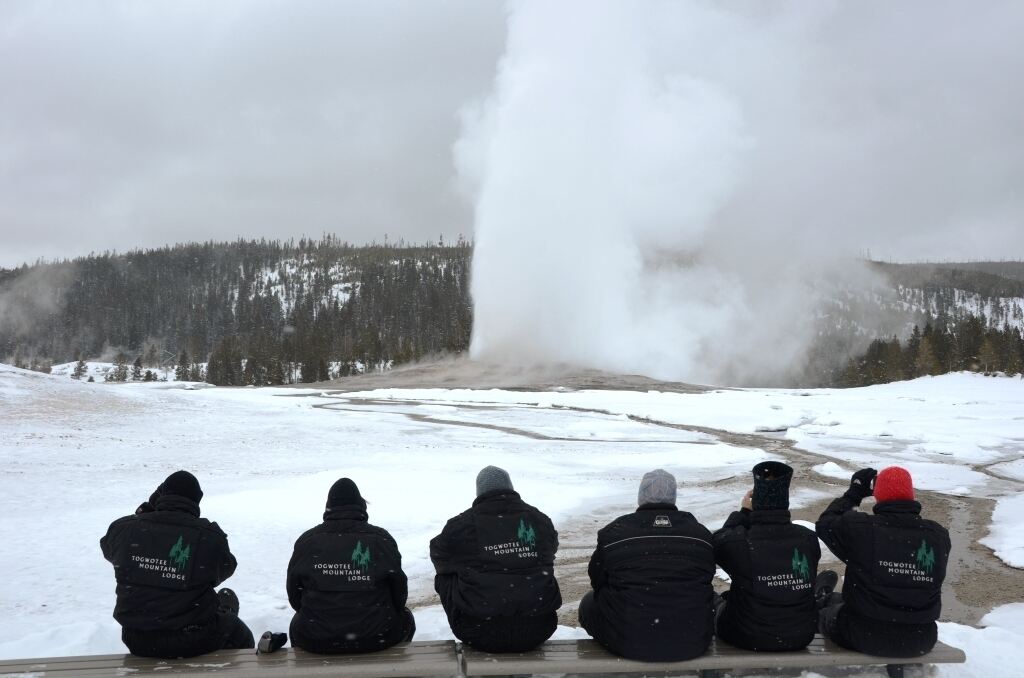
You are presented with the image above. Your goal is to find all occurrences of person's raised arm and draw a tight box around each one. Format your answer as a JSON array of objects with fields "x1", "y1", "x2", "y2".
[{"x1": 816, "y1": 468, "x2": 876, "y2": 562}]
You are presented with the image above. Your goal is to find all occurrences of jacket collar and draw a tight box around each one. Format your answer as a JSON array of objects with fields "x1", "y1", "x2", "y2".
[
  {"x1": 153, "y1": 494, "x2": 200, "y2": 517},
  {"x1": 637, "y1": 502, "x2": 677, "y2": 511},
  {"x1": 472, "y1": 489, "x2": 520, "y2": 506},
  {"x1": 323, "y1": 505, "x2": 368, "y2": 522},
  {"x1": 749, "y1": 508, "x2": 793, "y2": 524},
  {"x1": 873, "y1": 500, "x2": 922, "y2": 516}
]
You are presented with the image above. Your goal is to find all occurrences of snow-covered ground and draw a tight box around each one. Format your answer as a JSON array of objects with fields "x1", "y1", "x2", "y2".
[
  {"x1": 48, "y1": 360, "x2": 177, "y2": 382},
  {"x1": 0, "y1": 365, "x2": 1021, "y2": 675}
]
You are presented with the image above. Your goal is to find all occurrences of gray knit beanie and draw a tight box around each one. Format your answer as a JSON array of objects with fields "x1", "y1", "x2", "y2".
[
  {"x1": 638, "y1": 469, "x2": 677, "y2": 507},
  {"x1": 476, "y1": 466, "x2": 514, "y2": 497}
]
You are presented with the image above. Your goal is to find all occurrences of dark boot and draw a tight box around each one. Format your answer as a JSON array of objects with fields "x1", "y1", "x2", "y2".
[
  {"x1": 217, "y1": 588, "x2": 240, "y2": 616},
  {"x1": 815, "y1": 570, "x2": 839, "y2": 608},
  {"x1": 258, "y1": 631, "x2": 289, "y2": 654}
]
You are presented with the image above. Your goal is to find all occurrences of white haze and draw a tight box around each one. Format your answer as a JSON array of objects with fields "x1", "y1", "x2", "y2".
[{"x1": 458, "y1": 0, "x2": 1024, "y2": 386}]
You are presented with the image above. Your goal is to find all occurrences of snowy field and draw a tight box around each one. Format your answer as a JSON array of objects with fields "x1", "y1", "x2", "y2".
[{"x1": 1, "y1": 364, "x2": 1022, "y2": 676}]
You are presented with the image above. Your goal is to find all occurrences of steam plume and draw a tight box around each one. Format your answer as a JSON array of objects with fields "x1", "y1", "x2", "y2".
[{"x1": 457, "y1": 0, "x2": 1024, "y2": 385}]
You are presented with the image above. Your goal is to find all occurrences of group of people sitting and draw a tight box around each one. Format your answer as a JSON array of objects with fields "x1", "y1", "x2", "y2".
[{"x1": 101, "y1": 461, "x2": 950, "y2": 661}]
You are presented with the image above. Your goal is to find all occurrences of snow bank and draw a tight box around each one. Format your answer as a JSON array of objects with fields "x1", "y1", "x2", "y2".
[
  {"x1": 937, "y1": 603, "x2": 1024, "y2": 677},
  {"x1": 981, "y1": 494, "x2": 1024, "y2": 568}
]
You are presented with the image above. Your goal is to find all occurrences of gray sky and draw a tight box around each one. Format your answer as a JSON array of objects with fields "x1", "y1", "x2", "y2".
[
  {"x1": 0, "y1": 0, "x2": 505, "y2": 267},
  {"x1": 2, "y1": 1, "x2": 1023, "y2": 269}
]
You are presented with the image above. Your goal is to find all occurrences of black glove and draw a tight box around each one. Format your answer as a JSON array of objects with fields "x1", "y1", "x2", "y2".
[
  {"x1": 846, "y1": 468, "x2": 877, "y2": 501},
  {"x1": 135, "y1": 488, "x2": 162, "y2": 514}
]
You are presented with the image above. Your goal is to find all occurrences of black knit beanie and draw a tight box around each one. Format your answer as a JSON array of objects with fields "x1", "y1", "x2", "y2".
[
  {"x1": 751, "y1": 461, "x2": 793, "y2": 511},
  {"x1": 160, "y1": 470, "x2": 203, "y2": 504},
  {"x1": 327, "y1": 478, "x2": 366, "y2": 510}
]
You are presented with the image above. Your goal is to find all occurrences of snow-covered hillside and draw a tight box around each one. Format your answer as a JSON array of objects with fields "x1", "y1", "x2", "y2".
[
  {"x1": 1, "y1": 365, "x2": 1022, "y2": 675},
  {"x1": 896, "y1": 286, "x2": 1024, "y2": 331},
  {"x1": 49, "y1": 360, "x2": 189, "y2": 383}
]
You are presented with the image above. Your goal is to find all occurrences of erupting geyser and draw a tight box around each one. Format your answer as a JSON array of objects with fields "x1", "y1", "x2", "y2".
[{"x1": 457, "y1": 0, "x2": 1024, "y2": 386}]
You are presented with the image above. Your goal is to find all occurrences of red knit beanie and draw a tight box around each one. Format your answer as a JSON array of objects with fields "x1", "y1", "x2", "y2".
[{"x1": 874, "y1": 466, "x2": 914, "y2": 503}]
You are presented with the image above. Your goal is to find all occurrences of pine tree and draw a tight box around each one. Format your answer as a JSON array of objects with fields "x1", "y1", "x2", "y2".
[
  {"x1": 72, "y1": 357, "x2": 88, "y2": 380},
  {"x1": 915, "y1": 337, "x2": 941, "y2": 376},
  {"x1": 979, "y1": 336, "x2": 1000, "y2": 375},
  {"x1": 1012, "y1": 336, "x2": 1024, "y2": 377},
  {"x1": 884, "y1": 336, "x2": 904, "y2": 382},
  {"x1": 112, "y1": 352, "x2": 129, "y2": 382},
  {"x1": 175, "y1": 351, "x2": 190, "y2": 381},
  {"x1": 904, "y1": 325, "x2": 922, "y2": 377},
  {"x1": 132, "y1": 356, "x2": 143, "y2": 381}
]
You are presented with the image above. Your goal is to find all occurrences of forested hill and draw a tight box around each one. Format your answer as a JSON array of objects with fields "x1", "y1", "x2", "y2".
[
  {"x1": 0, "y1": 238, "x2": 472, "y2": 383},
  {"x1": 1, "y1": 242, "x2": 1022, "y2": 386}
]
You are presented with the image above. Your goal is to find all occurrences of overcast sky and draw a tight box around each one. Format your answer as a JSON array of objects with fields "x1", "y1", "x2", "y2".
[
  {"x1": 0, "y1": 0, "x2": 505, "y2": 267},
  {"x1": 2, "y1": 1, "x2": 1023, "y2": 268}
]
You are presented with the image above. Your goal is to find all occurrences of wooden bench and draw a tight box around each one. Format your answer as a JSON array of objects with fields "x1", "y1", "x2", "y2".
[
  {"x1": 0, "y1": 640, "x2": 459, "y2": 677},
  {"x1": 463, "y1": 637, "x2": 966, "y2": 678},
  {"x1": 0, "y1": 636, "x2": 965, "y2": 677}
]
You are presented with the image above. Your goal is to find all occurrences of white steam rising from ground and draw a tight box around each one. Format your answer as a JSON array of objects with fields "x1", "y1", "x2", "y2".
[{"x1": 457, "y1": 1, "x2": 1024, "y2": 385}]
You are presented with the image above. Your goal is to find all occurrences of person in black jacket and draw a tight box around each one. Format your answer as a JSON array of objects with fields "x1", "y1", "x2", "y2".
[
  {"x1": 287, "y1": 478, "x2": 415, "y2": 653},
  {"x1": 579, "y1": 469, "x2": 715, "y2": 661},
  {"x1": 816, "y1": 466, "x2": 950, "y2": 657},
  {"x1": 712, "y1": 461, "x2": 821, "y2": 651},
  {"x1": 430, "y1": 466, "x2": 561, "y2": 652},
  {"x1": 100, "y1": 470, "x2": 254, "y2": 658}
]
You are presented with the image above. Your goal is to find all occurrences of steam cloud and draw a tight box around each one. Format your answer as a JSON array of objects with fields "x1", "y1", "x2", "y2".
[{"x1": 457, "y1": 0, "x2": 1024, "y2": 385}]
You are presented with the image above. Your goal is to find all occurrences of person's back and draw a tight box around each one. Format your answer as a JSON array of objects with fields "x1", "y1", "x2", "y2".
[
  {"x1": 430, "y1": 466, "x2": 561, "y2": 652},
  {"x1": 288, "y1": 478, "x2": 415, "y2": 653},
  {"x1": 713, "y1": 462, "x2": 820, "y2": 651},
  {"x1": 579, "y1": 469, "x2": 715, "y2": 662},
  {"x1": 100, "y1": 471, "x2": 254, "y2": 658},
  {"x1": 816, "y1": 466, "x2": 950, "y2": 657}
]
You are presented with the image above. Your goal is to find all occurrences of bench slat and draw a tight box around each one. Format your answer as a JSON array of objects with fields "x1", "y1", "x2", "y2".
[
  {"x1": 0, "y1": 636, "x2": 966, "y2": 677},
  {"x1": 0, "y1": 641, "x2": 460, "y2": 677},
  {"x1": 0, "y1": 639, "x2": 458, "y2": 667},
  {"x1": 462, "y1": 637, "x2": 966, "y2": 676}
]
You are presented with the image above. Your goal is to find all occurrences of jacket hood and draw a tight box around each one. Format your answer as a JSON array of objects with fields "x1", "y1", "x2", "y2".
[
  {"x1": 323, "y1": 505, "x2": 369, "y2": 522},
  {"x1": 153, "y1": 493, "x2": 200, "y2": 517},
  {"x1": 873, "y1": 499, "x2": 922, "y2": 516},
  {"x1": 472, "y1": 489, "x2": 521, "y2": 507}
]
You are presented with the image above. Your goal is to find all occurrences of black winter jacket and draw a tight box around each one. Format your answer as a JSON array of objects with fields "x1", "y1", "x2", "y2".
[
  {"x1": 100, "y1": 494, "x2": 237, "y2": 631},
  {"x1": 713, "y1": 509, "x2": 821, "y2": 651},
  {"x1": 587, "y1": 504, "x2": 715, "y2": 661},
  {"x1": 816, "y1": 496, "x2": 950, "y2": 624},
  {"x1": 430, "y1": 490, "x2": 561, "y2": 622},
  {"x1": 287, "y1": 506, "x2": 408, "y2": 646}
]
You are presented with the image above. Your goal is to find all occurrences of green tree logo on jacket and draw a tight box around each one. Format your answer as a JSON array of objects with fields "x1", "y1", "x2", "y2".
[
  {"x1": 169, "y1": 536, "x2": 192, "y2": 572},
  {"x1": 791, "y1": 548, "x2": 810, "y2": 581},
  {"x1": 351, "y1": 541, "x2": 371, "y2": 572},
  {"x1": 915, "y1": 540, "x2": 935, "y2": 574},
  {"x1": 517, "y1": 519, "x2": 537, "y2": 548}
]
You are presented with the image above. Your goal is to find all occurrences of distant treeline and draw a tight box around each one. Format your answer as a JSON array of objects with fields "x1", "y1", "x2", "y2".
[
  {"x1": 870, "y1": 261, "x2": 1024, "y2": 298},
  {"x1": 5, "y1": 244, "x2": 1024, "y2": 387},
  {"x1": 839, "y1": 314, "x2": 1024, "y2": 386},
  {"x1": 1, "y1": 237, "x2": 472, "y2": 384}
]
